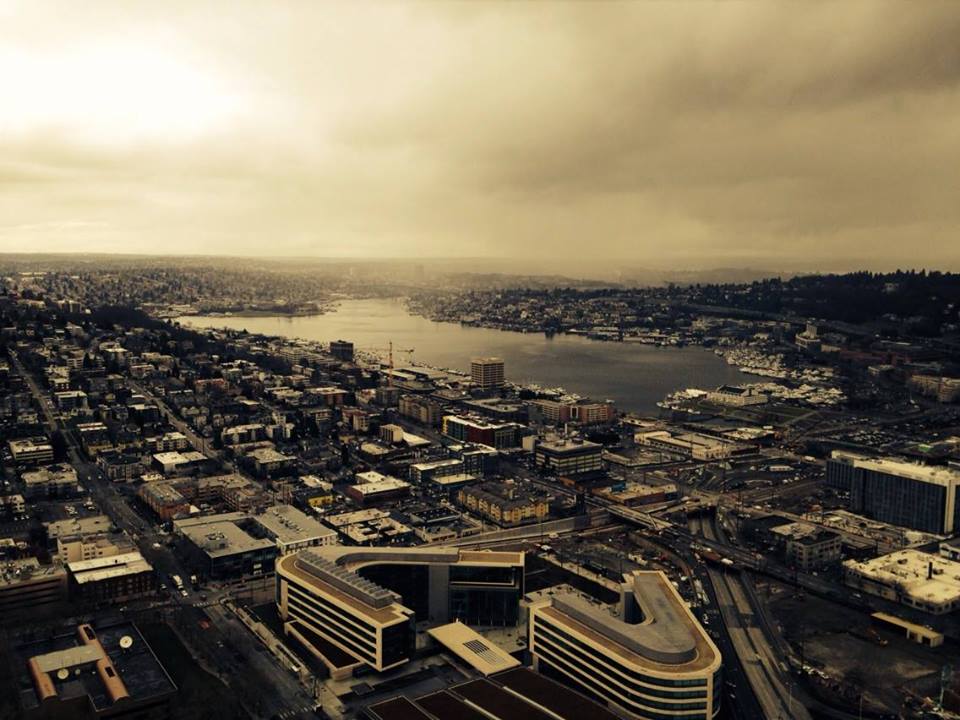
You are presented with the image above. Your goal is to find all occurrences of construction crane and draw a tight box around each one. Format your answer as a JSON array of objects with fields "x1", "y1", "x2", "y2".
[{"x1": 360, "y1": 342, "x2": 415, "y2": 387}]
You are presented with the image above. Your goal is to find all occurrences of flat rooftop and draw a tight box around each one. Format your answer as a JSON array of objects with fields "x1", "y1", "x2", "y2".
[
  {"x1": 46, "y1": 514, "x2": 114, "y2": 540},
  {"x1": 349, "y1": 478, "x2": 411, "y2": 495},
  {"x1": 255, "y1": 504, "x2": 337, "y2": 545},
  {"x1": 16, "y1": 623, "x2": 175, "y2": 713},
  {"x1": 845, "y1": 549, "x2": 960, "y2": 604},
  {"x1": 427, "y1": 622, "x2": 520, "y2": 676},
  {"x1": 537, "y1": 438, "x2": 602, "y2": 454},
  {"x1": 178, "y1": 516, "x2": 275, "y2": 558},
  {"x1": 0, "y1": 557, "x2": 66, "y2": 587},
  {"x1": 68, "y1": 552, "x2": 153, "y2": 584},
  {"x1": 278, "y1": 553, "x2": 408, "y2": 626},
  {"x1": 854, "y1": 456, "x2": 960, "y2": 487}
]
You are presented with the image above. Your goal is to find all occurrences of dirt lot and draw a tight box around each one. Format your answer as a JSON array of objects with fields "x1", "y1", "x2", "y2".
[{"x1": 763, "y1": 579, "x2": 956, "y2": 715}]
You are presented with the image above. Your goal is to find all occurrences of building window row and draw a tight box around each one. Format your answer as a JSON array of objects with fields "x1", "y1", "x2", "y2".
[{"x1": 535, "y1": 617, "x2": 709, "y2": 692}]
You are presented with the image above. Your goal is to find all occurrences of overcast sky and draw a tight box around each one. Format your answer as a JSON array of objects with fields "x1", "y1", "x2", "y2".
[{"x1": 1, "y1": 1, "x2": 958, "y2": 271}]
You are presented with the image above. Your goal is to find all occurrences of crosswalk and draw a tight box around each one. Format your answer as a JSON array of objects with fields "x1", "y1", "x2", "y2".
[{"x1": 275, "y1": 704, "x2": 317, "y2": 719}]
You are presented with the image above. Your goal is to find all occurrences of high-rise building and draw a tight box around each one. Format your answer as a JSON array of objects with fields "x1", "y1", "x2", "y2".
[
  {"x1": 330, "y1": 339, "x2": 354, "y2": 363},
  {"x1": 527, "y1": 572, "x2": 722, "y2": 719},
  {"x1": 828, "y1": 451, "x2": 960, "y2": 534},
  {"x1": 471, "y1": 357, "x2": 505, "y2": 389}
]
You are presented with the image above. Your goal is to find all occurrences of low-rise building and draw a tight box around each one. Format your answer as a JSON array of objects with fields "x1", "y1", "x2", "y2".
[
  {"x1": 769, "y1": 521, "x2": 842, "y2": 571},
  {"x1": 457, "y1": 482, "x2": 549, "y2": 527},
  {"x1": 246, "y1": 447, "x2": 296, "y2": 477},
  {"x1": 151, "y1": 431, "x2": 189, "y2": 452},
  {"x1": 8, "y1": 437, "x2": 55, "y2": 466},
  {"x1": 410, "y1": 458, "x2": 463, "y2": 484},
  {"x1": 67, "y1": 551, "x2": 155, "y2": 603},
  {"x1": 323, "y1": 508, "x2": 415, "y2": 546},
  {"x1": 97, "y1": 451, "x2": 144, "y2": 482},
  {"x1": 21, "y1": 464, "x2": 79, "y2": 499},
  {"x1": 137, "y1": 482, "x2": 190, "y2": 521},
  {"x1": 345, "y1": 476, "x2": 411, "y2": 507},
  {"x1": 150, "y1": 450, "x2": 196, "y2": 475},
  {"x1": 46, "y1": 515, "x2": 120, "y2": 562},
  {"x1": 399, "y1": 394, "x2": 445, "y2": 426},
  {"x1": 843, "y1": 549, "x2": 960, "y2": 615},
  {"x1": 0, "y1": 557, "x2": 68, "y2": 620},
  {"x1": 14, "y1": 622, "x2": 176, "y2": 720},
  {"x1": 636, "y1": 430, "x2": 753, "y2": 461},
  {"x1": 704, "y1": 385, "x2": 768, "y2": 407},
  {"x1": 442, "y1": 415, "x2": 522, "y2": 449},
  {"x1": 253, "y1": 504, "x2": 338, "y2": 554},
  {"x1": 0, "y1": 494, "x2": 26, "y2": 516},
  {"x1": 174, "y1": 513, "x2": 277, "y2": 580}
]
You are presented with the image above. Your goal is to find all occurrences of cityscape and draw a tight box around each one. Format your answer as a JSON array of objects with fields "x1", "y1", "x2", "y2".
[{"x1": 2, "y1": 3, "x2": 960, "y2": 720}]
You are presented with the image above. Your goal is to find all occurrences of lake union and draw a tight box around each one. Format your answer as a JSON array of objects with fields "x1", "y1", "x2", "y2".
[{"x1": 179, "y1": 298, "x2": 749, "y2": 414}]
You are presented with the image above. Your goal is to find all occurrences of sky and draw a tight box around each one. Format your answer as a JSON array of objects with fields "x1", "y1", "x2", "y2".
[{"x1": 1, "y1": 1, "x2": 959, "y2": 272}]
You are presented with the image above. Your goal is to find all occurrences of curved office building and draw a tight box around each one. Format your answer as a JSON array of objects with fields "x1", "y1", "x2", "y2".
[
  {"x1": 528, "y1": 571, "x2": 722, "y2": 720},
  {"x1": 276, "y1": 546, "x2": 524, "y2": 675}
]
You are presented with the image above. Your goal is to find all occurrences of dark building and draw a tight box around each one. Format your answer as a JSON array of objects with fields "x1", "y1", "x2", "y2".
[
  {"x1": 330, "y1": 340, "x2": 354, "y2": 363},
  {"x1": 825, "y1": 450, "x2": 862, "y2": 492},
  {"x1": 837, "y1": 454, "x2": 960, "y2": 534},
  {"x1": 15, "y1": 622, "x2": 176, "y2": 720}
]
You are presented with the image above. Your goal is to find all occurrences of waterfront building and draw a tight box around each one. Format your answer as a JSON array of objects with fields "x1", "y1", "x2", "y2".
[
  {"x1": 330, "y1": 339, "x2": 355, "y2": 363},
  {"x1": 470, "y1": 357, "x2": 505, "y2": 389}
]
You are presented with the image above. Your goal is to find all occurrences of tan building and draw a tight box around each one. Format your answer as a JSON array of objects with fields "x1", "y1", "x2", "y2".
[
  {"x1": 470, "y1": 357, "x2": 505, "y2": 389},
  {"x1": 457, "y1": 482, "x2": 549, "y2": 527},
  {"x1": 528, "y1": 572, "x2": 722, "y2": 719},
  {"x1": 399, "y1": 394, "x2": 445, "y2": 426},
  {"x1": 276, "y1": 546, "x2": 524, "y2": 676}
]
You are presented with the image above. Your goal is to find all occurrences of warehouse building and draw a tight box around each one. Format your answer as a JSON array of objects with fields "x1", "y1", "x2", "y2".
[{"x1": 843, "y1": 549, "x2": 960, "y2": 615}]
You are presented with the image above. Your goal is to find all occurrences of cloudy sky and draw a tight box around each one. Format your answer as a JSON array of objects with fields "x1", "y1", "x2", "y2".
[{"x1": 1, "y1": 1, "x2": 958, "y2": 270}]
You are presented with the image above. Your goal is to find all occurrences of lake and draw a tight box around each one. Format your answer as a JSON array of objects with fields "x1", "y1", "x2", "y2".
[{"x1": 178, "y1": 298, "x2": 749, "y2": 414}]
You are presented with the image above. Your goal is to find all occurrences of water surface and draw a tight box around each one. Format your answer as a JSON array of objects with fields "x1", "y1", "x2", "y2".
[{"x1": 179, "y1": 298, "x2": 748, "y2": 414}]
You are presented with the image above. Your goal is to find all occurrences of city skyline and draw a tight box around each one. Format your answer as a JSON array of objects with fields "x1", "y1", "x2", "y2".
[{"x1": 2, "y1": 1, "x2": 959, "y2": 270}]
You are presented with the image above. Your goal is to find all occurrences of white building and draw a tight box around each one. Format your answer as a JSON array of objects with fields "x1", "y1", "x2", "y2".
[{"x1": 843, "y1": 549, "x2": 960, "y2": 615}]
